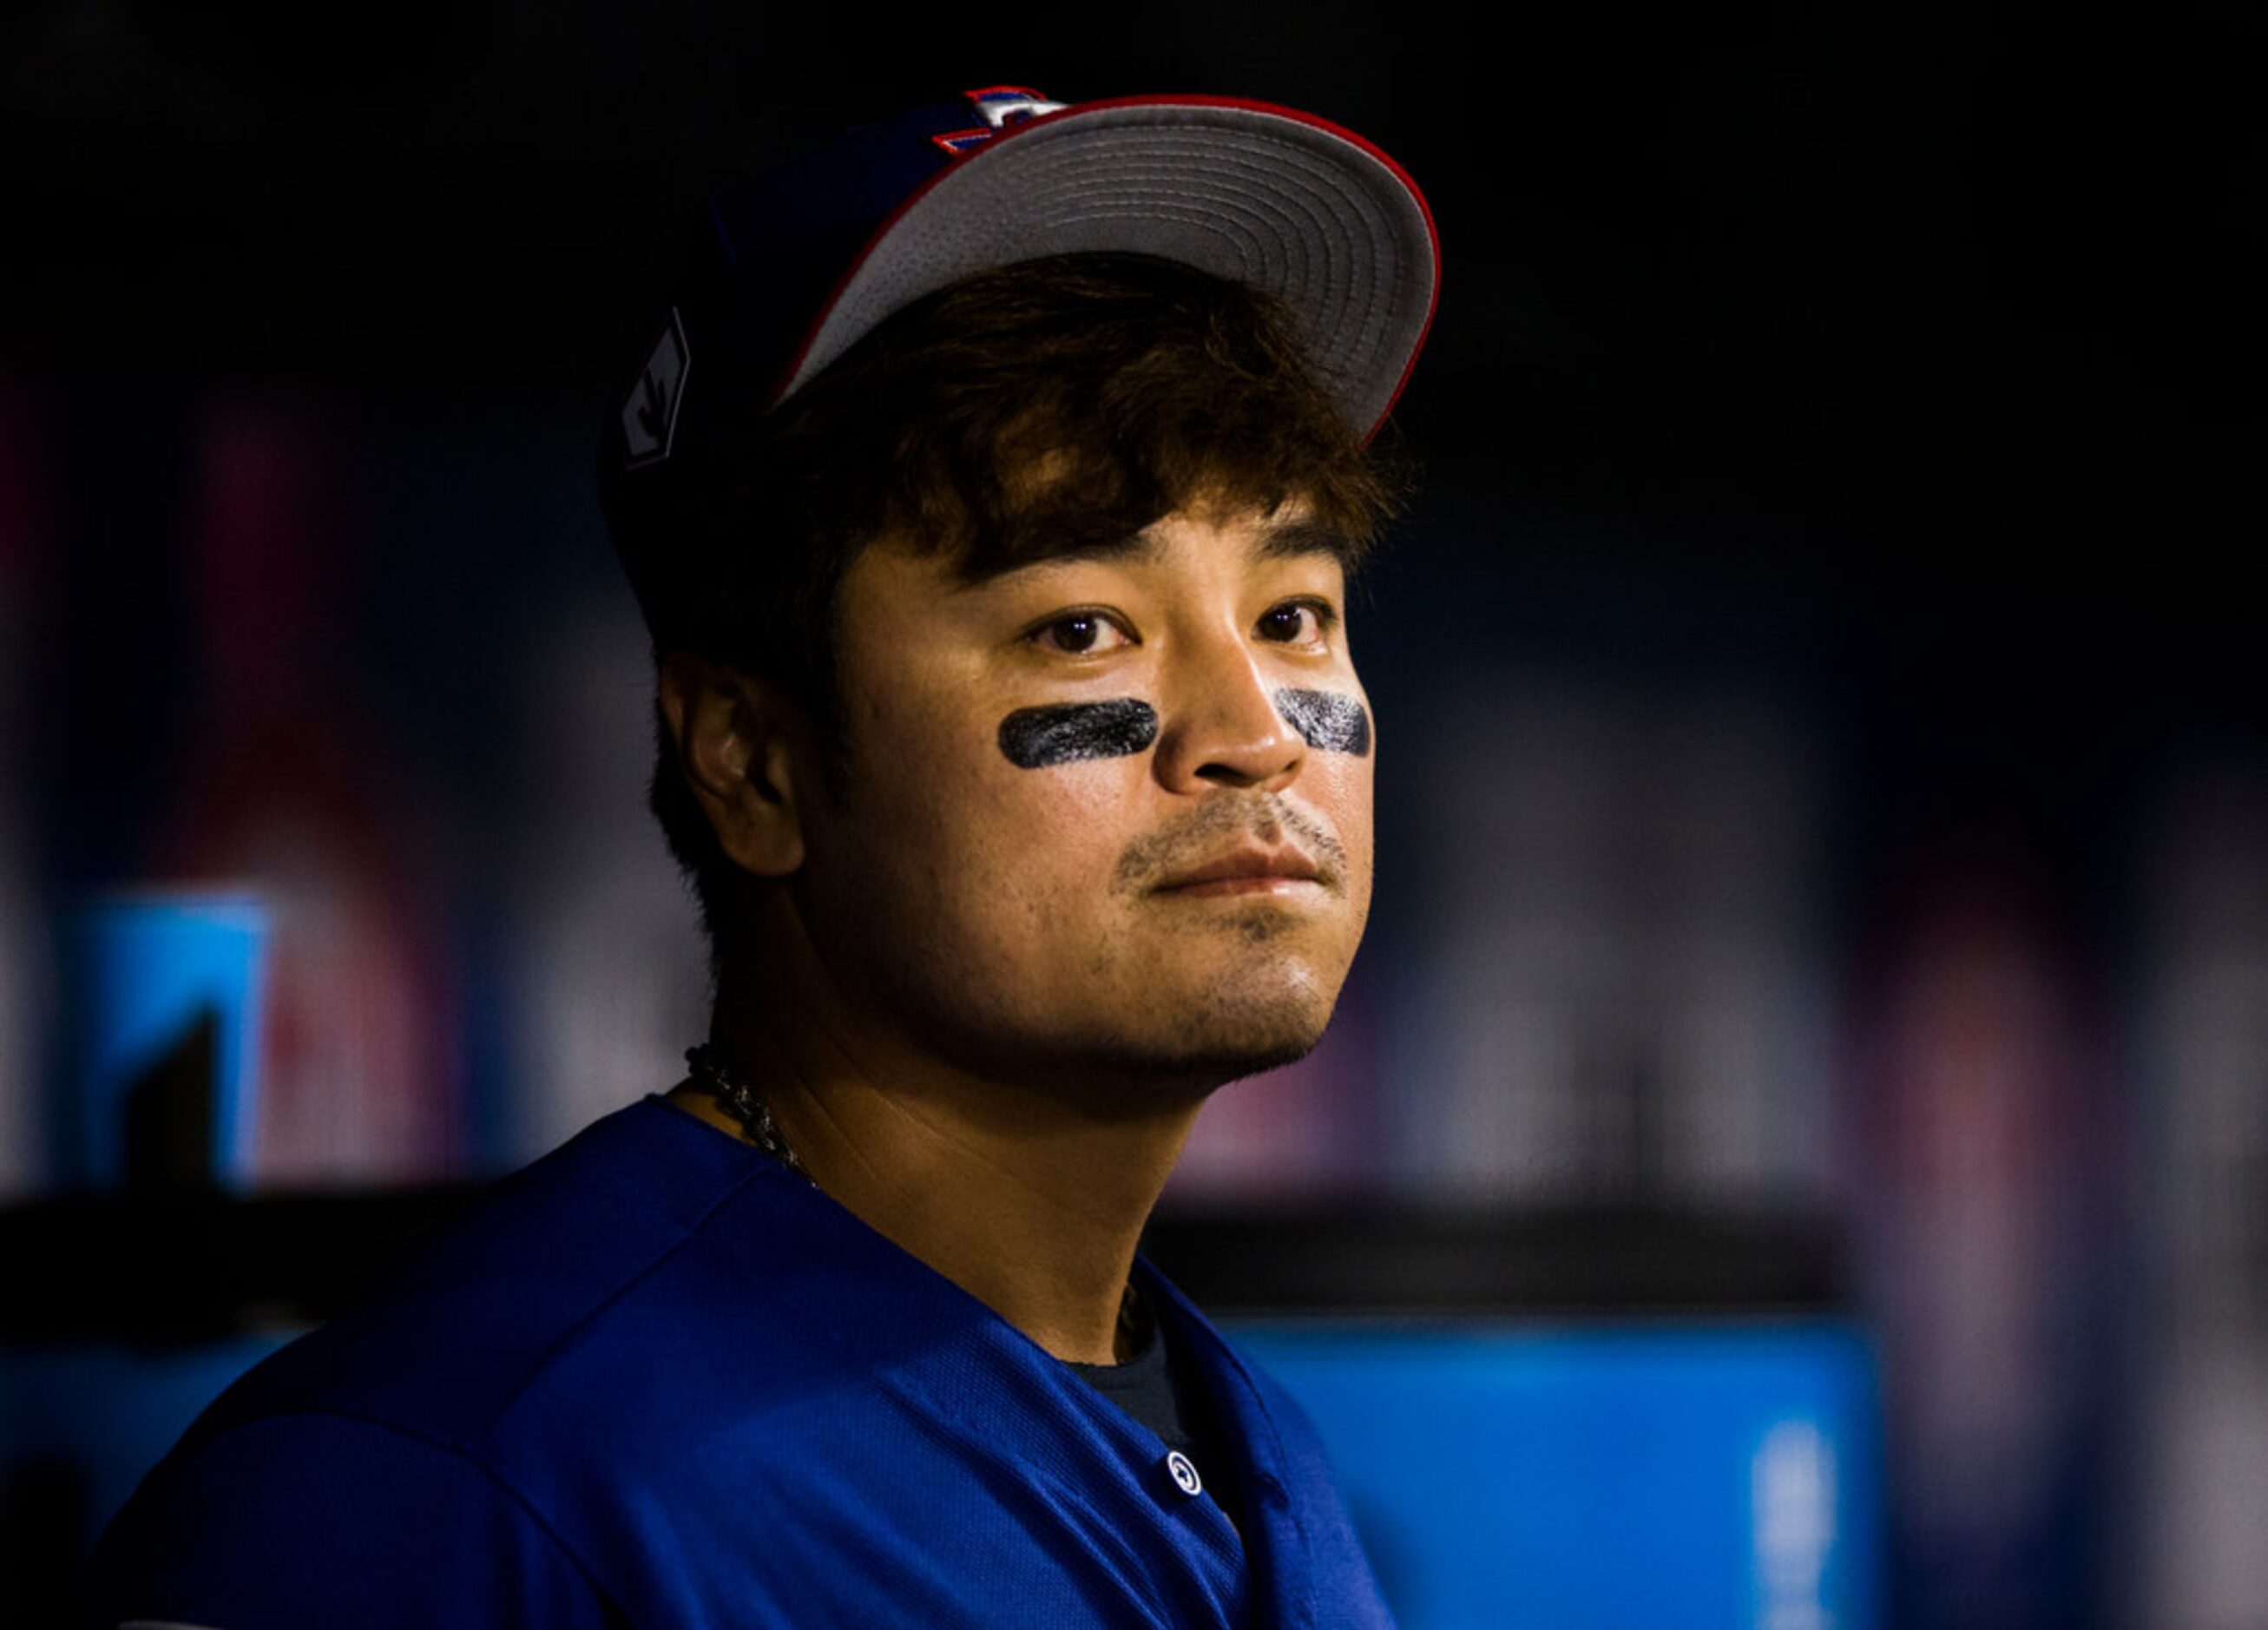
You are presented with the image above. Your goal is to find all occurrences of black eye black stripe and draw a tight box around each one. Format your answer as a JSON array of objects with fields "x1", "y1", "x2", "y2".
[
  {"x1": 998, "y1": 700, "x2": 1160, "y2": 768},
  {"x1": 996, "y1": 692, "x2": 1371, "y2": 768},
  {"x1": 1272, "y1": 689, "x2": 1371, "y2": 757}
]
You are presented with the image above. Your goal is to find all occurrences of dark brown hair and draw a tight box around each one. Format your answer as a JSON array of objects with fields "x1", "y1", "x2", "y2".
[{"x1": 642, "y1": 251, "x2": 1399, "y2": 956}]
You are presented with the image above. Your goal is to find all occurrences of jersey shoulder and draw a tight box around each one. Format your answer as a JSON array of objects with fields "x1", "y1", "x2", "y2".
[
  {"x1": 84, "y1": 1408, "x2": 622, "y2": 1630},
  {"x1": 86, "y1": 1100, "x2": 786, "y2": 1627},
  {"x1": 181, "y1": 1096, "x2": 776, "y2": 1456}
]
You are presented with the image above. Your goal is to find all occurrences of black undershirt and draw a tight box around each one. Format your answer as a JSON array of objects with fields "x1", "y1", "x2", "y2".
[{"x1": 1063, "y1": 1283, "x2": 1246, "y2": 1541}]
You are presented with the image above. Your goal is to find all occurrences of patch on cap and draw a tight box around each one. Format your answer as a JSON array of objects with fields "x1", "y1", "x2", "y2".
[
  {"x1": 621, "y1": 308, "x2": 690, "y2": 468},
  {"x1": 930, "y1": 85, "x2": 1068, "y2": 157}
]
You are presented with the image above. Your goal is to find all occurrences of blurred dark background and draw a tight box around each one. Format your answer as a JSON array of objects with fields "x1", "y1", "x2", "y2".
[{"x1": 2, "y1": 3, "x2": 2264, "y2": 1626}]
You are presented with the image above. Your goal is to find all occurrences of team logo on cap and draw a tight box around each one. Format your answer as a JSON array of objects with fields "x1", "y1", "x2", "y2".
[
  {"x1": 621, "y1": 308, "x2": 690, "y2": 468},
  {"x1": 930, "y1": 85, "x2": 1068, "y2": 157}
]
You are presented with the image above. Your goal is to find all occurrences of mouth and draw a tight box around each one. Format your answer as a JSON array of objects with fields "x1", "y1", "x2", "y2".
[
  {"x1": 1153, "y1": 845, "x2": 1328, "y2": 898},
  {"x1": 1113, "y1": 792, "x2": 1352, "y2": 902}
]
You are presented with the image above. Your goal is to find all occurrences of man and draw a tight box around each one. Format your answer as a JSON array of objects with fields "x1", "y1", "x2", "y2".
[{"x1": 87, "y1": 86, "x2": 1436, "y2": 1627}]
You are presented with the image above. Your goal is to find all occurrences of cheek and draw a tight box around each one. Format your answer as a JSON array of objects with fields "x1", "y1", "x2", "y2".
[
  {"x1": 963, "y1": 749, "x2": 1149, "y2": 880},
  {"x1": 834, "y1": 688, "x2": 1141, "y2": 890},
  {"x1": 912, "y1": 752, "x2": 1151, "y2": 994},
  {"x1": 1304, "y1": 746, "x2": 1377, "y2": 895}
]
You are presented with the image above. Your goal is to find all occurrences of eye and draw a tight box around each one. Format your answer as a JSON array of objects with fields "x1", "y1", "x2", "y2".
[
  {"x1": 1255, "y1": 598, "x2": 1338, "y2": 647},
  {"x1": 1029, "y1": 609, "x2": 1136, "y2": 656}
]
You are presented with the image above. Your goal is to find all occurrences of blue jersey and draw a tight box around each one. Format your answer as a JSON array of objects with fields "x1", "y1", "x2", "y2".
[{"x1": 86, "y1": 1097, "x2": 1392, "y2": 1628}]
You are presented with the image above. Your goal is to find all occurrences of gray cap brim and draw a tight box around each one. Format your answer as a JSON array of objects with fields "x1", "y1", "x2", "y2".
[{"x1": 780, "y1": 96, "x2": 1440, "y2": 440}]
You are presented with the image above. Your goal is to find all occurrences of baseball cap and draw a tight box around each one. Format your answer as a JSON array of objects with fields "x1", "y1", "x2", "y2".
[{"x1": 601, "y1": 85, "x2": 1438, "y2": 629}]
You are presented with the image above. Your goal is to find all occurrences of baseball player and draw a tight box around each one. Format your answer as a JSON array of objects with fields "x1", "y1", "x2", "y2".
[{"x1": 87, "y1": 84, "x2": 1437, "y2": 1627}]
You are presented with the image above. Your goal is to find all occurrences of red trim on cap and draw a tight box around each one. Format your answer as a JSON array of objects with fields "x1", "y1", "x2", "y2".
[
  {"x1": 930, "y1": 127, "x2": 994, "y2": 157},
  {"x1": 766, "y1": 93, "x2": 1441, "y2": 441},
  {"x1": 963, "y1": 84, "x2": 1049, "y2": 102}
]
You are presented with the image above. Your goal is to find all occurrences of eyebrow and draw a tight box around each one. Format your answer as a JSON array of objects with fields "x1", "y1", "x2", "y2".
[
  {"x1": 964, "y1": 514, "x2": 1360, "y2": 584},
  {"x1": 1252, "y1": 515, "x2": 1360, "y2": 565}
]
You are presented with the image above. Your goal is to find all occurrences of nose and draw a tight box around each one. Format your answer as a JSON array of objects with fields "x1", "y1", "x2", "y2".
[{"x1": 1150, "y1": 630, "x2": 1306, "y2": 794}]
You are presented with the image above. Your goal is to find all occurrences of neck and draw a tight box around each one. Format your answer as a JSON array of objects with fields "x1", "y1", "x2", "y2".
[{"x1": 670, "y1": 947, "x2": 1203, "y2": 1367}]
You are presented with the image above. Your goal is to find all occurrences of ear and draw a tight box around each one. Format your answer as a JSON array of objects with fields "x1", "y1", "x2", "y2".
[{"x1": 657, "y1": 653, "x2": 810, "y2": 877}]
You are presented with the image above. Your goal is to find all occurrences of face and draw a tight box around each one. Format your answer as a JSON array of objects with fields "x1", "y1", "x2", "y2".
[{"x1": 785, "y1": 503, "x2": 1376, "y2": 1104}]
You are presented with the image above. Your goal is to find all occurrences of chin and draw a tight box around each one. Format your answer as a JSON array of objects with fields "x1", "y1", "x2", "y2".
[
  {"x1": 1075, "y1": 1030, "x2": 1325, "y2": 1105},
  {"x1": 1099, "y1": 969, "x2": 1343, "y2": 1093},
  {"x1": 1175, "y1": 1032, "x2": 1327, "y2": 1088}
]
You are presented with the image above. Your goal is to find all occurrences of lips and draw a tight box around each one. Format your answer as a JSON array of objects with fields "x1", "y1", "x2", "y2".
[
  {"x1": 1112, "y1": 792, "x2": 1351, "y2": 897},
  {"x1": 1154, "y1": 845, "x2": 1326, "y2": 894}
]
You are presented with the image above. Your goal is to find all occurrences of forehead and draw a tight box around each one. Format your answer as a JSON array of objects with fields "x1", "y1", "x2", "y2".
[{"x1": 940, "y1": 501, "x2": 1356, "y2": 588}]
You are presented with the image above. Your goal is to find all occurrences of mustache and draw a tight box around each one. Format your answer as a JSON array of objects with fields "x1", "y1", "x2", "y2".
[{"x1": 1110, "y1": 792, "x2": 1349, "y2": 894}]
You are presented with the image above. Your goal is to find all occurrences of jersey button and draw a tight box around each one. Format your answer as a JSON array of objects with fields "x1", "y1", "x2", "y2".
[{"x1": 1165, "y1": 1449, "x2": 1204, "y2": 1498}]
